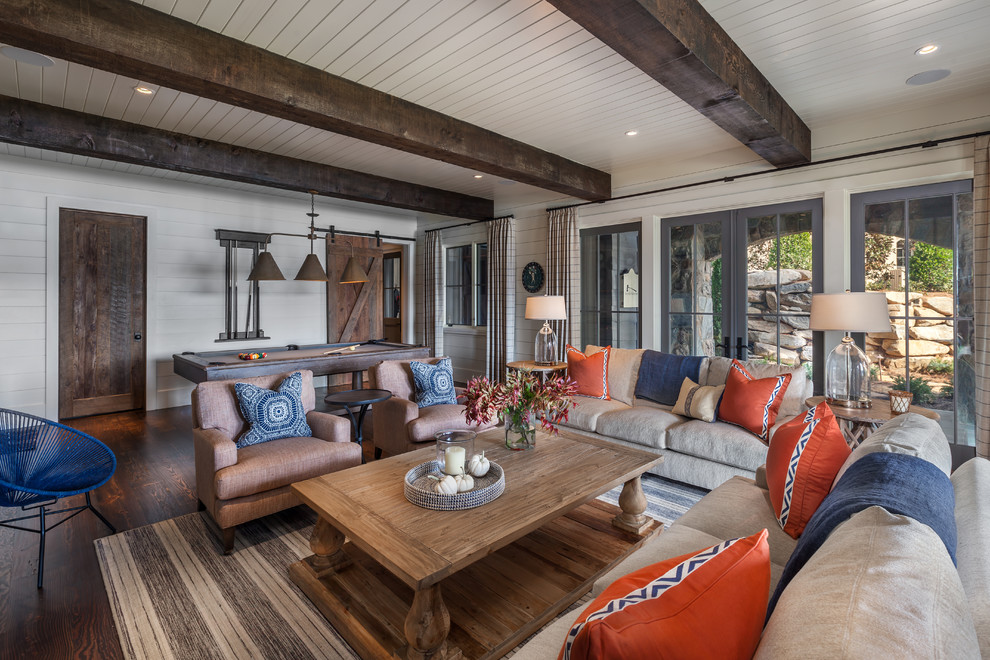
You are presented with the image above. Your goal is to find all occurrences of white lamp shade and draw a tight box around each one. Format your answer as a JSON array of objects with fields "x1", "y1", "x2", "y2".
[
  {"x1": 525, "y1": 295, "x2": 566, "y2": 320},
  {"x1": 809, "y1": 292, "x2": 892, "y2": 333}
]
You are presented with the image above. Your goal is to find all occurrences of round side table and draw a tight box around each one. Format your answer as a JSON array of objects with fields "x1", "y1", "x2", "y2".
[
  {"x1": 506, "y1": 360, "x2": 567, "y2": 382},
  {"x1": 805, "y1": 396, "x2": 941, "y2": 448},
  {"x1": 324, "y1": 389, "x2": 392, "y2": 462}
]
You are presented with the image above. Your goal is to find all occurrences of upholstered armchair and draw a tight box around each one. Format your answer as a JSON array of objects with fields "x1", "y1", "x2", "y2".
[
  {"x1": 369, "y1": 357, "x2": 496, "y2": 458},
  {"x1": 191, "y1": 369, "x2": 361, "y2": 553}
]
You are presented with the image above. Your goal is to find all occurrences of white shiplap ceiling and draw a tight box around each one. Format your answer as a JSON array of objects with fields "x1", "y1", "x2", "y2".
[{"x1": 0, "y1": 0, "x2": 988, "y2": 212}]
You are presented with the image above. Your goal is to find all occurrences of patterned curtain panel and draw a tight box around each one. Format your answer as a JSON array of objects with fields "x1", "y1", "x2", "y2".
[
  {"x1": 486, "y1": 216, "x2": 516, "y2": 381},
  {"x1": 546, "y1": 207, "x2": 580, "y2": 358},
  {"x1": 424, "y1": 230, "x2": 443, "y2": 357},
  {"x1": 974, "y1": 136, "x2": 990, "y2": 459}
]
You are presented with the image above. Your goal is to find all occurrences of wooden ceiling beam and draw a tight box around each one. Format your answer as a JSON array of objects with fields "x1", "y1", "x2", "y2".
[
  {"x1": 0, "y1": 96, "x2": 493, "y2": 220},
  {"x1": 546, "y1": 0, "x2": 811, "y2": 167},
  {"x1": 0, "y1": 0, "x2": 610, "y2": 201}
]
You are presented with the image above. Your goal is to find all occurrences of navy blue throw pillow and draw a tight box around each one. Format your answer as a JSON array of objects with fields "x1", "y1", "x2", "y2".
[
  {"x1": 234, "y1": 371, "x2": 312, "y2": 448},
  {"x1": 410, "y1": 358, "x2": 458, "y2": 408},
  {"x1": 635, "y1": 350, "x2": 705, "y2": 406}
]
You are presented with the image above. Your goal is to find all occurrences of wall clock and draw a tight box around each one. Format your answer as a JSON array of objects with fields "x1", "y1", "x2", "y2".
[{"x1": 522, "y1": 261, "x2": 545, "y2": 293}]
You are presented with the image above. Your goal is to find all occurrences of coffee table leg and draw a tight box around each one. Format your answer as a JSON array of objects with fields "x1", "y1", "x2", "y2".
[
  {"x1": 309, "y1": 516, "x2": 347, "y2": 575},
  {"x1": 404, "y1": 584, "x2": 453, "y2": 660},
  {"x1": 612, "y1": 475, "x2": 653, "y2": 535}
]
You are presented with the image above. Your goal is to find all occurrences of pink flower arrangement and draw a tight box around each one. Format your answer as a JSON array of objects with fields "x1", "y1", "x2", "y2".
[{"x1": 462, "y1": 370, "x2": 578, "y2": 435}]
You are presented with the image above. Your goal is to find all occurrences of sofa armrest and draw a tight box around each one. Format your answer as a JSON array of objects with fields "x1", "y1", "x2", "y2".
[
  {"x1": 193, "y1": 428, "x2": 238, "y2": 509},
  {"x1": 372, "y1": 397, "x2": 419, "y2": 456},
  {"x1": 306, "y1": 410, "x2": 352, "y2": 443},
  {"x1": 755, "y1": 465, "x2": 769, "y2": 490}
]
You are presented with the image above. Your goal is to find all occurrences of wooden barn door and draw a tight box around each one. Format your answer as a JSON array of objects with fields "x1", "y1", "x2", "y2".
[
  {"x1": 59, "y1": 209, "x2": 147, "y2": 419},
  {"x1": 326, "y1": 236, "x2": 383, "y2": 386}
]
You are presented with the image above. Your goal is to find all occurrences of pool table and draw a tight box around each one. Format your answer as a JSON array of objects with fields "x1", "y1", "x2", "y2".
[{"x1": 173, "y1": 340, "x2": 430, "y2": 388}]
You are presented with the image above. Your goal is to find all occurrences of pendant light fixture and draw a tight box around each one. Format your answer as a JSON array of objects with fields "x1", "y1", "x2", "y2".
[
  {"x1": 294, "y1": 191, "x2": 329, "y2": 282},
  {"x1": 339, "y1": 241, "x2": 370, "y2": 284},
  {"x1": 246, "y1": 248, "x2": 285, "y2": 281}
]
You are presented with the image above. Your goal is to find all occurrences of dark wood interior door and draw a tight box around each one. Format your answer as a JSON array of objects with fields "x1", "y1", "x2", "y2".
[{"x1": 59, "y1": 208, "x2": 147, "y2": 419}]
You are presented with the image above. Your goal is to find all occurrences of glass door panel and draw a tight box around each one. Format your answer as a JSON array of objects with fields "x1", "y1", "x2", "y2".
[
  {"x1": 666, "y1": 218, "x2": 725, "y2": 356},
  {"x1": 580, "y1": 223, "x2": 642, "y2": 348}
]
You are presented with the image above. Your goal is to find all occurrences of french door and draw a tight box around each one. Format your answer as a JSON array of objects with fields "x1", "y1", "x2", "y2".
[{"x1": 661, "y1": 199, "x2": 823, "y2": 377}]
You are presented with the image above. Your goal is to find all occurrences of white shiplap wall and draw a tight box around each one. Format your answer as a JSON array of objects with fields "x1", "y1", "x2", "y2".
[{"x1": 0, "y1": 154, "x2": 417, "y2": 418}]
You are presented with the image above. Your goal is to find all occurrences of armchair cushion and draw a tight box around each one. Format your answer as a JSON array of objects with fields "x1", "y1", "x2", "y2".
[
  {"x1": 410, "y1": 358, "x2": 458, "y2": 407},
  {"x1": 234, "y1": 371, "x2": 312, "y2": 448},
  {"x1": 407, "y1": 403, "x2": 476, "y2": 443},
  {"x1": 214, "y1": 436, "x2": 361, "y2": 500}
]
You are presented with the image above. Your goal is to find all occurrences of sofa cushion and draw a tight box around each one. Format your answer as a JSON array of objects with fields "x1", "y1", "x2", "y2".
[
  {"x1": 234, "y1": 371, "x2": 312, "y2": 448},
  {"x1": 406, "y1": 403, "x2": 474, "y2": 443},
  {"x1": 952, "y1": 457, "x2": 990, "y2": 658},
  {"x1": 666, "y1": 418, "x2": 780, "y2": 471},
  {"x1": 833, "y1": 412, "x2": 950, "y2": 487},
  {"x1": 758, "y1": 506, "x2": 980, "y2": 660},
  {"x1": 633, "y1": 350, "x2": 705, "y2": 406},
  {"x1": 717, "y1": 360, "x2": 791, "y2": 441},
  {"x1": 594, "y1": 407, "x2": 684, "y2": 450},
  {"x1": 561, "y1": 530, "x2": 769, "y2": 660},
  {"x1": 560, "y1": 398, "x2": 629, "y2": 434},
  {"x1": 586, "y1": 344, "x2": 642, "y2": 406},
  {"x1": 410, "y1": 357, "x2": 458, "y2": 407},
  {"x1": 673, "y1": 475, "x2": 798, "y2": 570},
  {"x1": 671, "y1": 377, "x2": 724, "y2": 422},
  {"x1": 705, "y1": 356, "x2": 810, "y2": 418},
  {"x1": 568, "y1": 345, "x2": 610, "y2": 399},
  {"x1": 766, "y1": 403, "x2": 850, "y2": 539},
  {"x1": 214, "y1": 435, "x2": 360, "y2": 500}
]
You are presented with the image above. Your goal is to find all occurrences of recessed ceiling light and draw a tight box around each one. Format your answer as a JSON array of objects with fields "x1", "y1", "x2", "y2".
[
  {"x1": 0, "y1": 46, "x2": 54, "y2": 67},
  {"x1": 915, "y1": 44, "x2": 939, "y2": 56},
  {"x1": 624, "y1": 130, "x2": 638, "y2": 136},
  {"x1": 906, "y1": 69, "x2": 951, "y2": 86},
  {"x1": 133, "y1": 85, "x2": 156, "y2": 95},
  {"x1": 473, "y1": 174, "x2": 483, "y2": 179}
]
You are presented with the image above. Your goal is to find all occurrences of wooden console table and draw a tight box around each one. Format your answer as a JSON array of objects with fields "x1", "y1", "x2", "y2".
[
  {"x1": 805, "y1": 396, "x2": 941, "y2": 448},
  {"x1": 290, "y1": 428, "x2": 662, "y2": 660}
]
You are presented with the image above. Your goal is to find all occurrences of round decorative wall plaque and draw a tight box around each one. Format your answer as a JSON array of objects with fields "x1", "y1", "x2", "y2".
[{"x1": 522, "y1": 261, "x2": 545, "y2": 293}]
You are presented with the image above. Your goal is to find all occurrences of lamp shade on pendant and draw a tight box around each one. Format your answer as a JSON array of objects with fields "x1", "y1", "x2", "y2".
[
  {"x1": 294, "y1": 253, "x2": 329, "y2": 281},
  {"x1": 339, "y1": 256, "x2": 369, "y2": 284},
  {"x1": 809, "y1": 292, "x2": 892, "y2": 409},
  {"x1": 247, "y1": 251, "x2": 285, "y2": 281}
]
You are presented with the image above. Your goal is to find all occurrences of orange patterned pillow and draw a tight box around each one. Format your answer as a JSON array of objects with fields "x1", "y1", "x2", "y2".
[
  {"x1": 767, "y1": 403, "x2": 851, "y2": 539},
  {"x1": 566, "y1": 345, "x2": 610, "y2": 399},
  {"x1": 717, "y1": 359, "x2": 791, "y2": 441},
  {"x1": 559, "y1": 530, "x2": 770, "y2": 660}
]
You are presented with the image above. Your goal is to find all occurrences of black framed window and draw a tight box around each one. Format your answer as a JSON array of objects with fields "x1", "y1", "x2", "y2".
[
  {"x1": 383, "y1": 252, "x2": 400, "y2": 319},
  {"x1": 580, "y1": 222, "x2": 641, "y2": 348},
  {"x1": 445, "y1": 243, "x2": 486, "y2": 326}
]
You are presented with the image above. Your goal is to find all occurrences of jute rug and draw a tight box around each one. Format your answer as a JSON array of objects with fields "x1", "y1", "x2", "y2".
[{"x1": 96, "y1": 474, "x2": 706, "y2": 660}]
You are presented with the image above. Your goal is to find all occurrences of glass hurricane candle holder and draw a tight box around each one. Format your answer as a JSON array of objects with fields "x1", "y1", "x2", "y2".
[{"x1": 435, "y1": 430, "x2": 476, "y2": 476}]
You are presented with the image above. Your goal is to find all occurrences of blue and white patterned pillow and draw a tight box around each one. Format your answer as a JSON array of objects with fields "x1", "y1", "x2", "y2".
[
  {"x1": 234, "y1": 371, "x2": 312, "y2": 448},
  {"x1": 410, "y1": 358, "x2": 458, "y2": 408}
]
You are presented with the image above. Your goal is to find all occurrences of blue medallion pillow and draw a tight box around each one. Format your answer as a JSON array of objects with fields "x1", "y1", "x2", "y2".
[
  {"x1": 410, "y1": 358, "x2": 458, "y2": 408},
  {"x1": 234, "y1": 371, "x2": 312, "y2": 448}
]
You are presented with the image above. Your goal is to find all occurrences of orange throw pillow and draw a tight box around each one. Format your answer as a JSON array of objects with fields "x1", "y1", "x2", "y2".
[
  {"x1": 717, "y1": 360, "x2": 791, "y2": 441},
  {"x1": 559, "y1": 530, "x2": 770, "y2": 660},
  {"x1": 566, "y1": 345, "x2": 610, "y2": 400},
  {"x1": 766, "y1": 403, "x2": 851, "y2": 539}
]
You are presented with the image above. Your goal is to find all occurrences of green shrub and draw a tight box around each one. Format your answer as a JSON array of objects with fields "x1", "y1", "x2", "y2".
[
  {"x1": 909, "y1": 242, "x2": 953, "y2": 292},
  {"x1": 891, "y1": 375, "x2": 935, "y2": 405},
  {"x1": 865, "y1": 233, "x2": 895, "y2": 290},
  {"x1": 925, "y1": 358, "x2": 953, "y2": 375},
  {"x1": 769, "y1": 233, "x2": 812, "y2": 271},
  {"x1": 940, "y1": 385, "x2": 954, "y2": 399}
]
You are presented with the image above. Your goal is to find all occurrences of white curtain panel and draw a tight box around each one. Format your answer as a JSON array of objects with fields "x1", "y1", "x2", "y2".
[
  {"x1": 546, "y1": 207, "x2": 580, "y2": 358},
  {"x1": 424, "y1": 229, "x2": 443, "y2": 357},
  {"x1": 973, "y1": 136, "x2": 989, "y2": 459},
  {"x1": 486, "y1": 216, "x2": 516, "y2": 381}
]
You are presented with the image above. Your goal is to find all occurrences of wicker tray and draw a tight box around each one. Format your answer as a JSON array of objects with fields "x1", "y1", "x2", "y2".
[{"x1": 404, "y1": 460, "x2": 505, "y2": 511}]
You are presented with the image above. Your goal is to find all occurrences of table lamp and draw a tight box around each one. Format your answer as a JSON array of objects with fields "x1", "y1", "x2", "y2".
[
  {"x1": 525, "y1": 295, "x2": 567, "y2": 366},
  {"x1": 809, "y1": 292, "x2": 892, "y2": 408}
]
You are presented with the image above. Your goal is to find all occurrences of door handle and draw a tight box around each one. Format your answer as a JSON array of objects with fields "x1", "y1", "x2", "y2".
[{"x1": 134, "y1": 333, "x2": 142, "y2": 341}]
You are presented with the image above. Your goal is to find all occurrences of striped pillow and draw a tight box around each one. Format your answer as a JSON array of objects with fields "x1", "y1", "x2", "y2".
[
  {"x1": 566, "y1": 344, "x2": 610, "y2": 400},
  {"x1": 717, "y1": 359, "x2": 791, "y2": 441},
  {"x1": 766, "y1": 403, "x2": 850, "y2": 539},
  {"x1": 672, "y1": 377, "x2": 724, "y2": 422},
  {"x1": 559, "y1": 530, "x2": 770, "y2": 660}
]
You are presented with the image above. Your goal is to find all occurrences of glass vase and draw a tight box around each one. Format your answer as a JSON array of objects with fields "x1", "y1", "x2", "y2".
[{"x1": 505, "y1": 419, "x2": 537, "y2": 450}]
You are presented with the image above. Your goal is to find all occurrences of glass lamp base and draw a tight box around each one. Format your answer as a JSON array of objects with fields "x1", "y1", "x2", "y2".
[
  {"x1": 824, "y1": 336, "x2": 873, "y2": 409},
  {"x1": 534, "y1": 322, "x2": 558, "y2": 366}
]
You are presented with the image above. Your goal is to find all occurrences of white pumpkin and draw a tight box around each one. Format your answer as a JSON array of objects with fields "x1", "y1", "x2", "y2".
[
  {"x1": 455, "y1": 474, "x2": 474, "y2": 492},
  {"x1": 467, "y1": 452, "x2": 490, "y2": 478},
  {"x1": 430, "y1": 474, "x2": 458, "y2": 495}
]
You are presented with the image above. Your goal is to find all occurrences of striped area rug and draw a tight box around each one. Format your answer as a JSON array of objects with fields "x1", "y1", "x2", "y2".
[{"x1": 96, "y1": 474, "x2": 706, "y2": 660}]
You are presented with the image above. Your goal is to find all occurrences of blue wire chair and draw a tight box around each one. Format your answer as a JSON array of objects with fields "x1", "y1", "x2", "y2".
[{"x1": 0, "y1": 408, "x2": 117, "y2": 588}]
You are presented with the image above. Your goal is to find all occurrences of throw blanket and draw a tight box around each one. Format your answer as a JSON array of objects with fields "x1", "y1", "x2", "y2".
[
  {"x1": 766, "y1": 451, "x2": 956, "y2": 619},
  {"x1": 634, "y1": 351, "x2": 704, "y2": 406}
]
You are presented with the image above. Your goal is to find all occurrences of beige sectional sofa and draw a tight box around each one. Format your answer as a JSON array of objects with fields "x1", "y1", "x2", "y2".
[
  {"x1": 560, "y1": 346, "x2": 814, "y2": 490},
  {"x1": 514, "y1": 413, "x2": 988, "y2": 658}
]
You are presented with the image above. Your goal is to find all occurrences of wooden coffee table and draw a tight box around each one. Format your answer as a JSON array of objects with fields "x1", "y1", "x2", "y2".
[{"x1": 290, "y1": 427, "x2": 663, "y2": 660}]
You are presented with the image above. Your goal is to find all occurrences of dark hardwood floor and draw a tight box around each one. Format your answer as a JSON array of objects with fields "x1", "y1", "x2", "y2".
[{"x1": 0, "y1": 389, "x2": 373, "y2": 659}]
